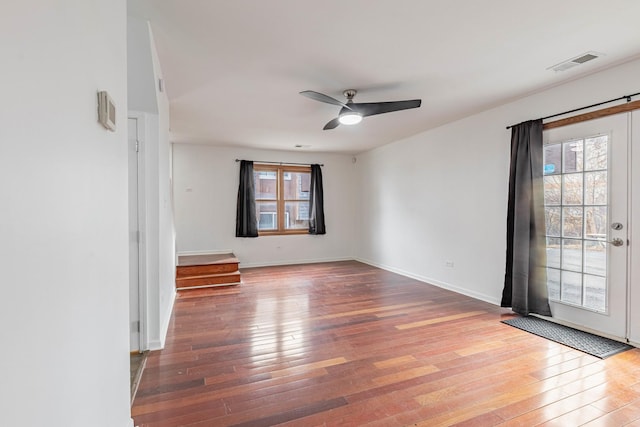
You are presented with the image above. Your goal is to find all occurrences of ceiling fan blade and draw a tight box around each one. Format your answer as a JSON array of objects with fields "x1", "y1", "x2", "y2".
[
  {"x1": 353, "y1": 100, "x2": 421, "y2": 117},
  {"x1": 300, "y1": 90, "x2": 352, "y2": 110},
  {"x1": 323, "y1": 118, "x2": 340, "y2": 130}
]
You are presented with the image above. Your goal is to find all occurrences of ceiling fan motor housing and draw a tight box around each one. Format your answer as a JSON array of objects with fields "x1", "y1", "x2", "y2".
[{"x1": 343, "y1": 89, "x2": 357, "y2": 101}]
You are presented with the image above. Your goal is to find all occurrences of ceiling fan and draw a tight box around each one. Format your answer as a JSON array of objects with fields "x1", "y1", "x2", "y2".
[{"x1": 300, "y1": 89, "x2": 421, "y2": 130}]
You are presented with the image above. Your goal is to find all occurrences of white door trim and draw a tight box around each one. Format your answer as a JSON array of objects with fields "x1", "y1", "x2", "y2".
[
  {"x1": 542, "y1": 113, "x2": 629, "y2": 341},
  {"x1": 129, "y1": 113, "x2": 149, "y2": 352}
]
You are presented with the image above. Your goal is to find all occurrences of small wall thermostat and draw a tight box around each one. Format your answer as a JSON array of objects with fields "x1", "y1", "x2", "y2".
[{"x1": 98, "y1": 91, "x2": 116, "y2": 131}]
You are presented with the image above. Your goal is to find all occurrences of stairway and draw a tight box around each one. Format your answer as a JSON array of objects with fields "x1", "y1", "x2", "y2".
[{"x1": 176, "y1": 253, "x2": 241, "y2": 289}]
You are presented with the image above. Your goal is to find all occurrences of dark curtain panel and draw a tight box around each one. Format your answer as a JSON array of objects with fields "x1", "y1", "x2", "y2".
[
  {"x1": 235, "y1": 160, "x2": 258, "y2": 238},
  {"x1": 501, "y1": 120, "x2": 552, "y2": 316},
  {"x1": 308, "y1": 164, "x2": 326, "y2": 235}
]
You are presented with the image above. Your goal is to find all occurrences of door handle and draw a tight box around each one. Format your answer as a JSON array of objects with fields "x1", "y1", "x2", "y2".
[{"x1": 609, "y1": 238, "x2": 625, "y2": 247}]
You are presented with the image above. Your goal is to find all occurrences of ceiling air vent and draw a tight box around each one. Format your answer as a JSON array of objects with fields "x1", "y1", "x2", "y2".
[{"x1": 547, "y1": 51, "x2": 603, "y2": 72}]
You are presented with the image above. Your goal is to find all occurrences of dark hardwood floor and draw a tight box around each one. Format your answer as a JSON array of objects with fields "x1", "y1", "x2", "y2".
[{"x1": 132, "y1": 261, "x2": 640, "y2": 426}]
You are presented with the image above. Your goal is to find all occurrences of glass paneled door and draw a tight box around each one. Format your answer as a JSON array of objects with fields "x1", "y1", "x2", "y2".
[{"x1": 543, "y1": 113, "x2": 629, "y2": 340}]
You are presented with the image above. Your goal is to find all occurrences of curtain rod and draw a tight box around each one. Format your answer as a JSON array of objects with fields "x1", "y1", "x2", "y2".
[
  {"x1": 506, "y1": 91, "x2": 640, "y2": 130},
  {"x1": 235, "y1": 159, "x2": 323, "y2": 167}
]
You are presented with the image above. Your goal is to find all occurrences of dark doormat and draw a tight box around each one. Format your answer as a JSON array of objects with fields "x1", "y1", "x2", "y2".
[{"x1": 502, "y1": 316, "x2": 634, "y2": 359}]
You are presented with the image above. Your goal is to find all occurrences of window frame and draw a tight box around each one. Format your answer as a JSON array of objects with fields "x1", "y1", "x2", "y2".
[{"x1": 254, "y1": 164, "x2": 311, "y2": 236}]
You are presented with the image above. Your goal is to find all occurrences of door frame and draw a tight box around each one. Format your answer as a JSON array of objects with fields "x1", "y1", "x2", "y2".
[
  {"x1": 129, "y1": 113, "x2": 148, "y2": 352},
  {"x1": 629, "y1": 110, "x2": 640, "y2": 346},
  {"x1": 539, "y1": 113, "x2": 630, "y2": 343}
]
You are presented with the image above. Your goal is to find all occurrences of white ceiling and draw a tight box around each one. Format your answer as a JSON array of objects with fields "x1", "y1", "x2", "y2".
[{"x1": 129, "y1": 0, "x2": 640, "y2": 154}]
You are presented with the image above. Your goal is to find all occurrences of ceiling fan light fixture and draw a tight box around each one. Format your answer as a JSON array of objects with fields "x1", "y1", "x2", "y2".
[
  {"x1": 300, "y1": 89, "x2": 421, "y2": 130},
  {"x1": 338, "y1": 111, "x2": 363, "y2": 125}
]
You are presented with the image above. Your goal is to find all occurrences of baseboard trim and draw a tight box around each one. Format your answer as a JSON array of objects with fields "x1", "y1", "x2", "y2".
[
  {"x1": 355, "y1": 257, "x2": 501, "y2": 306},
  {"x1": 147, "y1": 339, "x2": 163, "y2": 351},
  {"x1": 239, "y1": 257, "x2": 353, "y2": 269},
  {"x1": 157, "y1": 290, "x2": 176, "y2": 350}
]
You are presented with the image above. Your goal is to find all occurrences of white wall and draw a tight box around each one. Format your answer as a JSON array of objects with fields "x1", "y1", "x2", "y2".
[
  {"x1": 151, "y1": 27, "x2": 176, "y2": 349},
  {"x1": 173, "y1": 145, "x2": 356, "y2": 267},
  {"x1": 355, "y1": 113, "x2": 508, "y2": 303},
  {"x1": 355, "y1": 58, "x2": 640, "y2": 339},
  {"x1": 128, "y1": 17, "x2": 175, "y2": 350},
  {"x1": 0, "y1": 2, "x2": 131, "y2": 427},
  {"x1": 127, "y1": 16, "x2": 158, "y2": 114}
]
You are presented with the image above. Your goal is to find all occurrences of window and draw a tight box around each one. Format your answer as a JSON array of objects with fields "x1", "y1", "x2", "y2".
[
  {"x1": 253, "y1": 164, "x2": 311, "y2": 234},
  {"x1": 543, "y1": 135, "x2": 608, "y2": 311}
]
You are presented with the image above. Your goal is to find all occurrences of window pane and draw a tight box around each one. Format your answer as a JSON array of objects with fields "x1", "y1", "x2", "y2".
[
  {"x1": 546, "y1": 237, "x2": 561, "y2": 269},
  {"x1": 584, "y1": 275, "x2": 606, "y2": 312},
  {"x1": 545, "y1": 207, "x2": 561, "y2": 237},
  {"x1": 585, "y1": 136, "x2": 607, "y2": 171},
  {"x1": 584, "y1": 240, "x2": 606, "y2": 276},
  {"x1": 584, "y1": 171, "x2": 607, "y2": 205},
  {"x1": 543, "y1": 144, "x2": 561, "y2": 175},
  {"x1": 547, "y1": 268, "x2": 560, "y2": 300},
  {"x1": 562, "y1": 207, "x2": 583, "y2": 238},
  {"x1": 284, "y1": 201, "x2": 309, "y2": 230},
  {"x1": 563, "y1": 140, "x2": 583, "y2": 173},
  {"x1": 543, "y1": 133, "x2": 610, "y2": 312},
  {"x1": 254, "y1": 171, "x2": 277, "y2": 199},
  {"x1": 561, "y1": 270, "x2": 582, "y2": 305},
  {"x1": 284, "y1": 172, "x2": 310, "y2": 200},
  {"x1": 562, "y1": 238, "x2": 582, "y2": 272},
  {"x1": 544, "y1": 175, "x2": 561, "y2": 205},
  {"x1": 584, "y1": 206, "x2": 607, "y2": 241},
  {"x1": 562, "y1": 173, "x2": 583, "y2": 205},
  {"x1": 256, "y1": 202, "x2": 277, "y2": 230}
]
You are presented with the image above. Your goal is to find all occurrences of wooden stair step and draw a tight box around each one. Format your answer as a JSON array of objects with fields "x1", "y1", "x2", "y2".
[
  {"x1": 175, "y1": 253, "x2": 242, "y2": 290},
  {"x1": 177, "y1": 253, "x2": 239, "y2": 267},
  {"x1": 176, "y1": 262, "x2": 238, "y2": 278},
  {"x1": 176, "y1": 271, "x2": 241, "y2": 289}
]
